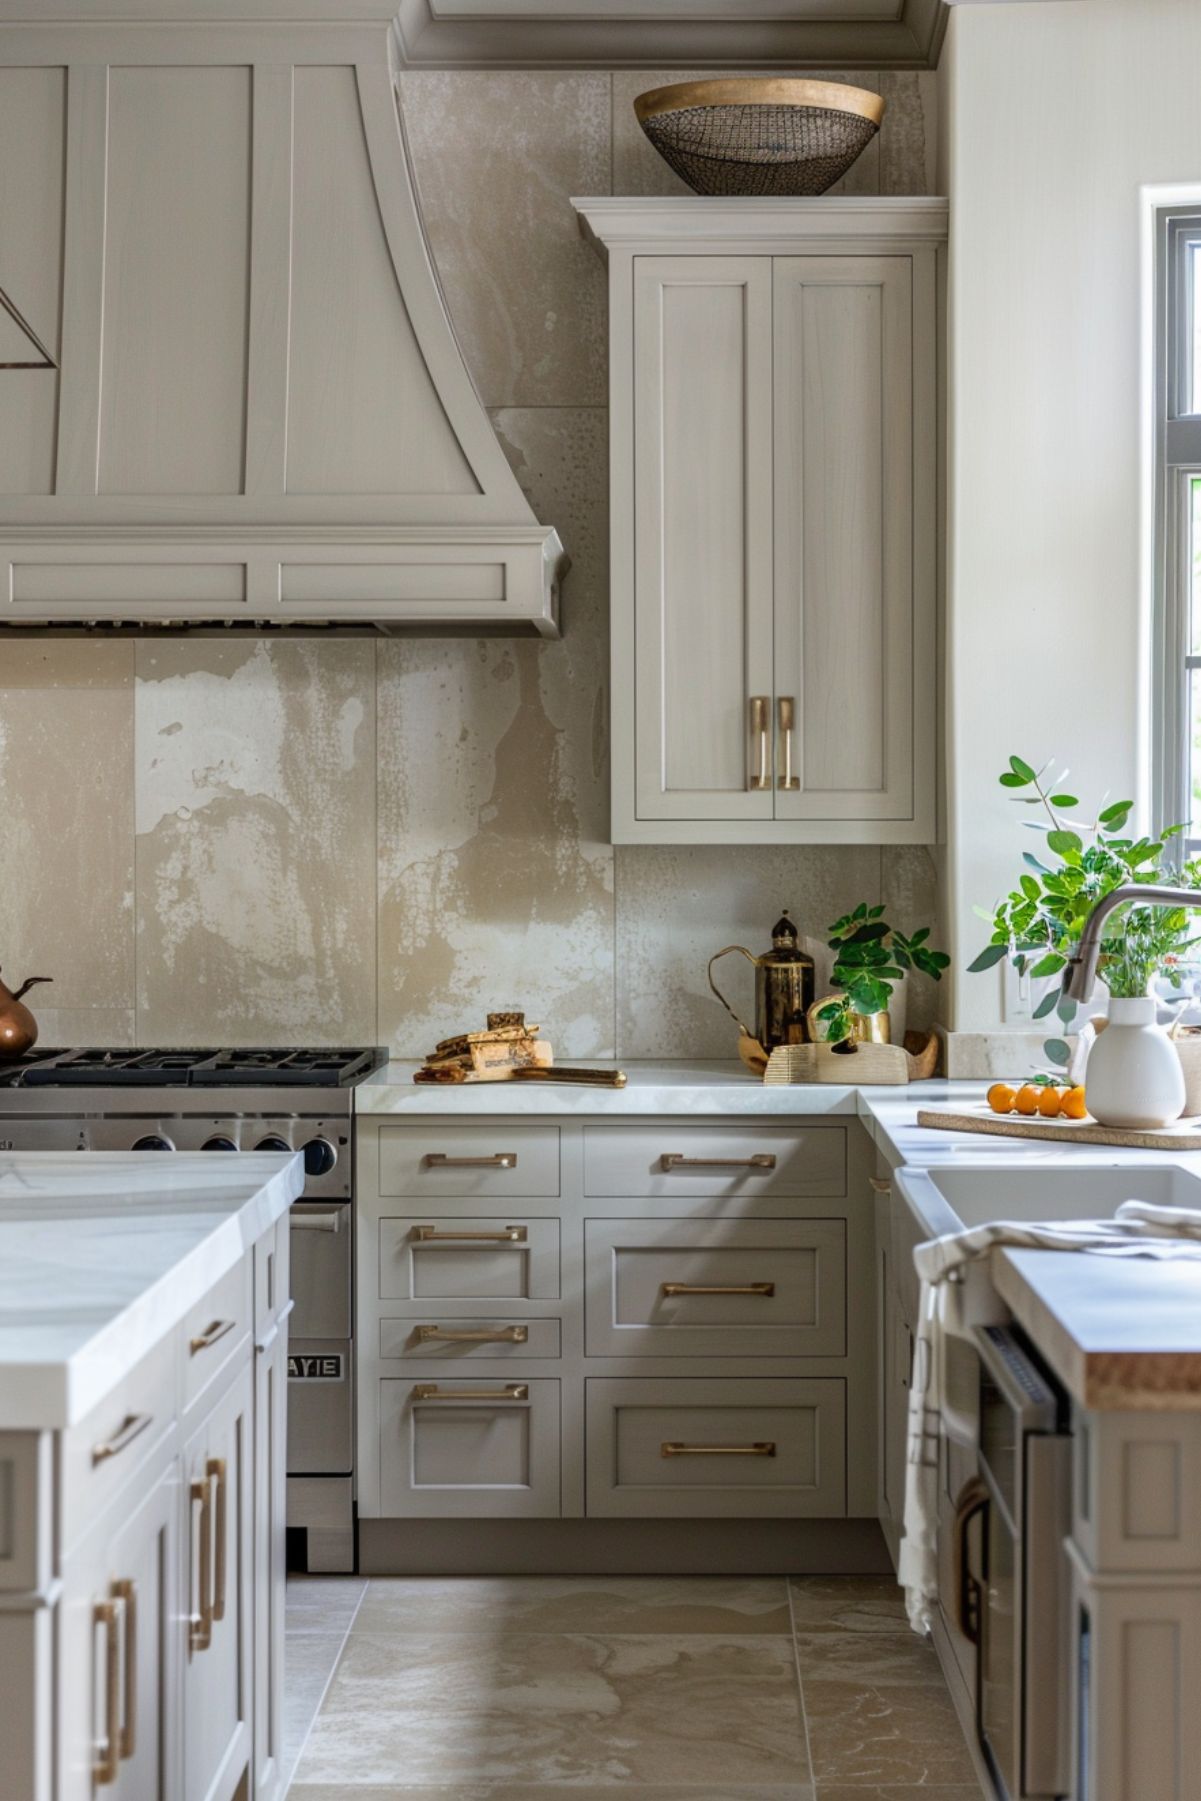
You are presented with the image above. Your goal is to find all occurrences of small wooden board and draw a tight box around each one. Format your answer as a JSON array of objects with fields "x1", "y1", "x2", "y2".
[{"x1": 917, "y1": 1107, "x2": 1201, "y2": 1152}]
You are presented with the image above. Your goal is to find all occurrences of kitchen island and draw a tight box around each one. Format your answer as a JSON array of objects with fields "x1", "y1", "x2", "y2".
[{"x1": 0, "y1": 1151, "x2": 302, "y2": 1801}]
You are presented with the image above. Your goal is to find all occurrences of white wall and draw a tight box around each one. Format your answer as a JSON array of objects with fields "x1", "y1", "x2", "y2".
[{"x1": 943, "y1": 0, "x2": 1201, "y2": 1029}]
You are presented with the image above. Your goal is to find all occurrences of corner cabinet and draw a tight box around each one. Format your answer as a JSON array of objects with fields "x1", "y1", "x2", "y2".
[{"x1": 576, "y1": 198, "x2": 946, "y2": 844}]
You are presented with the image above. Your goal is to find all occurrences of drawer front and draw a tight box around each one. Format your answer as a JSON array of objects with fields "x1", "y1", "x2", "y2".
[
  {"x1": 381, "y1": 1316, "x2": 561, "y2": 1361},
  {"x1": 585, "y1": 1378, "x2": 846, "y2": 1518},
  {"x1": 62, "y1": 1335, "x2": 179, "y2": 1553},
  {"x1": 379, "y1": 1376, "x2": 560, "y2": 1518},
  {"x1": 379, "y1": 1216, "x2": 560, "y2": 1301},
  {"x1": 181, "y1": 1252, "x2": 253, "y2": 1414},
  {"x1": 585, "y1": 1219, "x2": 846, "y2": 1358},
  {"x1": 583, "y1": 1126, "x2": 845, "y2": 1198},
  {"x1": 379, "y1": 1125, "x2": 560, "y2": 1198}
]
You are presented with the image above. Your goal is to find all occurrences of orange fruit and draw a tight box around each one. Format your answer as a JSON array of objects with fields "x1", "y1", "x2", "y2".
[
  {"x1": 1037, "y1": 1087, "x2": 1062, "y2": 1118},
  {"x1": 986, "y1": 1082, "x2": 1016, "y2": 1114},
  {"x1": 1060, "y1": 1085, "x2": 1087, "y2": 1120},
  {"x1": 1013, "y1": 1084, "x2": 1040, "y2": 1116}
]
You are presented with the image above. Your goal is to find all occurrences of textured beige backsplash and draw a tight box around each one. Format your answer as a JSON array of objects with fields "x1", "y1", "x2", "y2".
[{"x1": 0, "y1": 68, "x2": 941, "y2": 1058}]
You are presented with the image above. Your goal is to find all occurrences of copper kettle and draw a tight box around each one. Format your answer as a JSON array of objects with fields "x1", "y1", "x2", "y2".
[
  {"x1": 0, "y1": 967, "x2": 52, "y2": 1058},
  {"x1": 708, "y1": 911, "x2": 815, "y2": 1053}
]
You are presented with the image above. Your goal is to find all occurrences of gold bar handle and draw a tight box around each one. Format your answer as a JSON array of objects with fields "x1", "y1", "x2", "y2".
[
  {"x1": 748, "y1": 695, "x2": 771, "y2": 791},
  {"x1": 92, "y1": 1410, "x2": 154, "y2": 1466},
  {"x1": 94, "y1": 1600, "x2": 121, "y2": 1785},
  {"x1": 661, "y1": 1282, "x2": 775, "y2": 1297},
  {"x1": 207, "y1": 1457, "x2": 227, "y2": 1624},
  {"x1": 660, "y1": 1153, "x2": 776, "y2": 1172},
  {"x1": 661, "y1": 1442, "x2": 777, "y2": 1458},
  {"x1": 412, "y1": 1383, "x2": 529, "y2": 1402},
  {"x1": 869, "y1": 1176, "x2": 892, "y2": 1194},
  {"x1": 424, "y1": 1152, "x2": 517, "y2": 1169},
  {"x1": 416, "y1": 1324, "x2": 529, "y2": 1344},
  {"x1": 777, "y1": 696, "x2": 799, "y2": 789},
  {"x1": 111, "y1": 1579, "x2": 137, "y2": 1761},
  {"x1": 189, "y1": 1477, "x2": 213, "y2": 1654},
  {"x1": 189, "y1": 1318, "x2": 235, "y2": 1357},
  {"x1": 412, "y1": 1225, "x2": 527, "y2": 1243}
]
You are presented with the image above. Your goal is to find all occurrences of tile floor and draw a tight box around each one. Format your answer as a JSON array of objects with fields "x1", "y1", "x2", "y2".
[{"x1": 282, "y1": 1575, "x2": 981, "y2": 1801}]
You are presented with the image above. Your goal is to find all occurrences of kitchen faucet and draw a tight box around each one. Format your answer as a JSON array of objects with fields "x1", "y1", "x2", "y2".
[{"x1": 1062, "y1": 884, "x2": 1201, "y2": 1001}]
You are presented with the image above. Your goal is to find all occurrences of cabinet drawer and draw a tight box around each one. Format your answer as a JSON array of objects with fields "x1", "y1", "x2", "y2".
[
  {"x1": 181, "y1": 1252, "x2": 253, "y2": 1415},
  {"x1": 585, "y1": 1378, "x2": 845, "y2": 1518},
  {"x1": 381, "y1": 1316, "x2": 561, "y2": 1361},
  {"x1": 583, "y1": 1126, "x2": 845, "y2": 1198},
  {"x1": 379, "y1": 1125, "x2": 560, "y2": 1198},
  {"x1": 61, "y1": 1334, "x2": 178, "y2": 1554},
  {"x1": 379, "y1": 1376, "x2": 560, "y2": 1518},
  {"x1": 585, "y1": 1218, "x2": 845, "y2": 1358},
  {"x1": 379, "y1": 1216, "x2": 560, "y2": 1301}
]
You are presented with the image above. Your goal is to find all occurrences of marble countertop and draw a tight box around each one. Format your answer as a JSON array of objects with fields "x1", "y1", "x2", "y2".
[
  {"x1": 359, "y1": 1059, "x2": 863, "y2": 1115},
  {"x1": 0, "y1": 1152, "x2": 304, "y2": 1430}
]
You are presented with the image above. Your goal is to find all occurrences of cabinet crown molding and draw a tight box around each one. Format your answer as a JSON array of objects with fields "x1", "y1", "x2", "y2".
[{"x1": 574, "y1": 196, "x2": 950, "y2": 257}]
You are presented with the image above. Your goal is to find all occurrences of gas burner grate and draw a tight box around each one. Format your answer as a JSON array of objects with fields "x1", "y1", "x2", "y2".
[
  {"x1": 190, "y1": 1049, "x2": 387, "y2": 1087},
  {"x1": 3, "y1": 1046, "x2": 387, "y2": 1088}
]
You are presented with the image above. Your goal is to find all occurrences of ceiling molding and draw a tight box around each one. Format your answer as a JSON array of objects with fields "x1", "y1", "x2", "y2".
[{"x1": 394, "y1": 0, "x2": 950, "y2": 70}]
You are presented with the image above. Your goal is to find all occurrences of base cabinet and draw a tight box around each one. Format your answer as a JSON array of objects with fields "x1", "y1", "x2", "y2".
[{"x1": 253, "y1": 1325, "x2": 289, "y2": 1801}]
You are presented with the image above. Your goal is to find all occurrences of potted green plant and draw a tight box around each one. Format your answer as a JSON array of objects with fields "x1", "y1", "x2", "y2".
[{"x1": 815, "y1": 904, "x2": 949, "y2": 1046}]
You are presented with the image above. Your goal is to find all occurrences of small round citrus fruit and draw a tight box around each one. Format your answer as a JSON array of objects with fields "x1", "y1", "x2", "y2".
[
  {"x1": 1013, "y1": 1084, "x2": 1040, "y2": 1116},
  {"x1": 986, "y1": 1082, "x2": 1016, "y2": 1114},
  {"x1": 1036, "y1": 1087, "x2": 1062, "y2": 1118},
  {"x1": 1060, "y1": 1085, "x2": 1087, "y2": 1120}
]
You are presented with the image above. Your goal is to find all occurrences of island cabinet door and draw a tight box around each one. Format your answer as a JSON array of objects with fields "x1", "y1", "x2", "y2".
[
  {"x1": 183, "y1": 1362, "x2": 253, "y2": 1801},
  {"x1": 58, "y1": 1461, "x2": 180, "y2": 1801},
  {"x1": 253, "y1": 1321, "x2": 289, "y2": 1801}
]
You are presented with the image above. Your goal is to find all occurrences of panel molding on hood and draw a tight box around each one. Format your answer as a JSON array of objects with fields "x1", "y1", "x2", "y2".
[{"x1": 0, "y1": 8, "x2": 565, "y2": 635}]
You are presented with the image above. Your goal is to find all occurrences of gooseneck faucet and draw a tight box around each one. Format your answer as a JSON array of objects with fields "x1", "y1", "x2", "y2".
[{"x1": 1061, "y1": 884, "x2": 1201, "y2": 1002}]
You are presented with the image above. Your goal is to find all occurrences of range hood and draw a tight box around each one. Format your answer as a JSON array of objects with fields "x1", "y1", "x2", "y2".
[{"x1": 0, "y1": 2, "x2": 564, "y2": 636}]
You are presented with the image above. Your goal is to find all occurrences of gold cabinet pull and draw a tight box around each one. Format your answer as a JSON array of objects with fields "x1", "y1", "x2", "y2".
[
  {"x1": 661, "y1": 1282, "x2": 775, "y2": 1297},
  {"x1": 869, "y1": 1176, "x2": 892, "y2": 1194},
  {"x1": 748, "y1": 694, "x2": 771, "y2": 791},
  {"x1": 207, "y1": 1457, "x2": 227, "y2": 1624},
  {"x1": 189, "y1": 1476, "x2": 213, "y2": 1654},
  {"x1": 424, "y1": 1152, "x2": 517, "y2": 1169},
  {"x1": 777, "y1": 696, "x2": 799, "y2": 789},
  {"x1": 412, "y1": 1224, "x2": 527, "y2": 1243},
  {"x1": 661, "y1": 1441, "x2": 777, "y2": 1458},
  {"x1": 111, "y1": 1579, "x2": 137, "y2": 1761},
  {"x1": 92, "y1": 1410, "x2": 154, "y2": 1466},
  {"x1": 412, "y1": 1383, "x2": 529, "y2": 1402},
  {"x1": 415, "y1": 1324, "x2": 529, "y2": 1344},
  {"x1": 660, "y1": 1153, "x2": 776, "y2": 1172},
  {"x1": 94, "y1": 1600, "x2": 121, "y2": 1785},
  {"x1": 189, "y1": 1317, "x2": 236, "y2": 1357}
]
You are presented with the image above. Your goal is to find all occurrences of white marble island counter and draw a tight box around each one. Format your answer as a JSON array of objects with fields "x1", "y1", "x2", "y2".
[{"x1": 0, "y1": 1151, "x2": 303, "y2": 1428}]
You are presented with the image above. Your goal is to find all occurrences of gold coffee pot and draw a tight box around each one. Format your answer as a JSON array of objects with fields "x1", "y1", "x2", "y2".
[{"x1": 708, "y1": 911, "x2": 815, "y2": 1053}]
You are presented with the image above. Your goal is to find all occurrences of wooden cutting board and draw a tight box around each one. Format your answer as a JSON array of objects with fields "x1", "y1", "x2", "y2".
[{"x1": 917, "y1": 1107, "x2": 1201, "y2": 1152}]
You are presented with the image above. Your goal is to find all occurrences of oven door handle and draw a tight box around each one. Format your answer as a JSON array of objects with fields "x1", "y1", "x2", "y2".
[
  {"x1": 291, "y1": 1207, "x2": 343, "y2": 1232},
  {"x1": 953, "y1": 1476, "x2": 990, "y2": 1646}
]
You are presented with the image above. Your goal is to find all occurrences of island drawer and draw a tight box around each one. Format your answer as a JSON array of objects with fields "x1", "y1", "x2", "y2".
[
  {"x1": 379, "y1": 1125, "x2": 560, "y2": 1198},
  {"x1": 379, "y1": 1376, "x2": 561, "y2": 1518},
  {"x1": 381, "y1": 1316, "x2": 561, "y2": 1361},
  {"x1": 61, "y1": 1336, "x2": 179, "y2": 1553},
  {"x1": 583, "y1": 1126, "x2": 846, "y2": 1199},
  {"x1": 181, "y1": 1252, "x2": 253, "y2": 1415},
  {"x1": 379, "y1": 1216, "x2": 560, "y2": 1301}
]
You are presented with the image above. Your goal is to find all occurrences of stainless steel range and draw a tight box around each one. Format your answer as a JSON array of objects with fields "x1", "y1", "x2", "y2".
[{"x1": 0, "y1": 1045, "x2": 386, "y2": 1572}]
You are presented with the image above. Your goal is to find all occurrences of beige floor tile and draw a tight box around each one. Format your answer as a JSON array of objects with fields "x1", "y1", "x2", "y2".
[
  {"x1": 294, "y1": 1632, "x2": 810, "y2": 1790},
  {"x1": 283, "y1": 1632, "x2": 352, "y2": 1789},
  {"x1": 816, "y1": 1789, "x2": 982, "y2": 1800},
  {"x1": 788, "y1": 1575, "x2": 911, "y2": 1636},
  {"x1": 802, "y1": 1672, "x2": 976, "y2": 1789},
  {"x1": 353, "y1": 1576, "x2": 792, "y2": 1637},
  {"x1": 289, "y1": 1789, "x2": 814, "y2": 1800},
  {"x1": 287, "y1": 1577, "x2": 368, "y2": 1635},
  {"x1": 794, "y1": 1627, "x2": 945, "y2": 1688}
]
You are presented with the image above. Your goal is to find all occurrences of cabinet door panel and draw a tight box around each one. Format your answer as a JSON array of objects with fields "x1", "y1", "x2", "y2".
[
  {"x1": 379, "y1": 1376, "x2": 560, "y2": 1519},
  {"x1": 254, "y1": 1328, "x2": 288, "y2": 1801},
  {"x1": 633, "y1": 256, "x2": 774, "y2": 821}
]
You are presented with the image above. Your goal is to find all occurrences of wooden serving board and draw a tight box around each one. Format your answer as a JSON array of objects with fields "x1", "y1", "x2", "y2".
[{"x1": 917, "y1": 1107, "x2": 1201, "y2": 1152}]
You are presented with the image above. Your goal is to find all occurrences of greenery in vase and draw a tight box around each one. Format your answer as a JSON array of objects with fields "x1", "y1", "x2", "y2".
[
  {"x1": 816, "y1": 904, "x2": 949, "y2": 1044},
  {"x1": 969, "y1": 755, "x2": 1201, "y2": 1067}
]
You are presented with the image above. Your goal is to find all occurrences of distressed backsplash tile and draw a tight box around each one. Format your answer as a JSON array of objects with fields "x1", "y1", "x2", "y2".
[
  {"x1": 134, "y1": 639, "x2": 376, "y2": 1046},
  {"x1": 881, "y1": 843, "x2": 945, "y2": 1033}
]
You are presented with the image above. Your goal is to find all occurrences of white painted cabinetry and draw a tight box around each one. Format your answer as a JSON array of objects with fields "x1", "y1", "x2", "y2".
[{"x1": 576, "y1": 198, "x2": 946, "y2": 844}]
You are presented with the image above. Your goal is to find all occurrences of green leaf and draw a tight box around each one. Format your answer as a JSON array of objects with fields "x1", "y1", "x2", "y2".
[
  {"x1": 1050, "y1": 794, "x2": 1079, "y2": 808},
  {"x1": 1033, "y1": 989, "x2": 1060, "y2": 1020},
  {"x1": 1043, "y1": 1038, "x2": 1071, "y2": 1068},
  {"x1": 1046, "y1": 830, "x2": 1083, "y2": 857},
  {"x1": 1057, "y1": 992, "x2": 1079, "y2": 1027},
  {"x1": 816, "y1": 1002, "x2": 842, "y2": 1020},
  {"x1": 1023, "y1": 852, "x2": 1050, "y2": 875},
  {"x1": 1099, "y1": 800, "x2": 1133, "y2": 826},
  {"x1": 968, "y1": 944, "x2": 1008, "y2": 973},
  {"x1": 1029, "y1": 951, "x2": 1066, "y2": 978},
  {"x1": 1009, "y1": 755, "x2": 1037, "y2": 783},
  {"x1": 1000, "y1": 772, "x2": 1027, "y2": 788},
  {"x1": 1020, "y1": 874, "x2": 1041, "y2": 902}
]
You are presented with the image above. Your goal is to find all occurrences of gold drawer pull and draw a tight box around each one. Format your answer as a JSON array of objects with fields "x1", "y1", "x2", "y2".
[
  {"x1": 424, "y1": 1152, "x2": 517, "y2": 1169},
  {"x1": 748, "y1": 694, "x2": 771, "y2": 791},
  {"x1": 207, "y1": 1457, "x2": 227, "y2": 1623},
  {"x1": 412, "y1": 1383, "x2": 529, "y2": 1402},
  {"x1": 111, "y1": 1579, "x2": 137, "y2": 1760},
  {"x1": 189, "y1": 1476, "x2": 213, "y2": 1654},
  {"x1": 660, "y1": 1153, "x2": 776, "y2": 1172},
  {"x1": 661, "y1": 1282, "x2": 775, "y2": 1298},
  {"x1": 190, "y1": 1317, "x2": 236, "y2": 1357},
  {"x1": 94, "y1": 1600, "x2": 121, "y2": 1784},
  {"x1": 412, "y1": 1225, "x2": 527, "y2": 1243},
  {"x1": 92, "y1": 1410, "x2": 154, "y2": 1466},
  {"x1": 777, "y1": 695, "x2": 799, "y2": 790},
  {"x1": 869, "y1": 1176, "x2": 892, "y2": 1194},
  {"x1": 416, "y1": 1324, "x2": 529, "y2": 1344},
  {"x1": 661, "y1": 1441, "x2": 777, "y2": 1458}
]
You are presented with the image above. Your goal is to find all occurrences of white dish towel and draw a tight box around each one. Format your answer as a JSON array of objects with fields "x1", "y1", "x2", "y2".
[{"x1": 899, "y1": 1200, "x2": 1201, "y2": 1635}]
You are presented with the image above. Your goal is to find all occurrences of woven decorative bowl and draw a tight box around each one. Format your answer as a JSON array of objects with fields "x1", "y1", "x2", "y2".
[{"x1": 634, "y1": 78, "x2": 886, "y2": 198}]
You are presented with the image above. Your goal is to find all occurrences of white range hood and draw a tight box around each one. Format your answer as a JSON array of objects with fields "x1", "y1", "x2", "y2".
[{"x1": 0, "y1": 1, "x2": 565, "y2": 635}]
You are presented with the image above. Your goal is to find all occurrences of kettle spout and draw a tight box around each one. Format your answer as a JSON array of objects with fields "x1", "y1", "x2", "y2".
[{"x1": 11, "y1": 976, "x2": 52, "y2": 1002}]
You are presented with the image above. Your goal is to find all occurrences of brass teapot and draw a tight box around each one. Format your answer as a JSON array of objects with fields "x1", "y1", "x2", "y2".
[
  {"x1": 708, "y1": 911, "x2": 815, "y2": 1054},
  {"x1": 0, "y1": 967, "x2": 52, "y2": 1058}
]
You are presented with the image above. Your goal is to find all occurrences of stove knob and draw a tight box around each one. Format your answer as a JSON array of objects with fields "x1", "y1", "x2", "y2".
[
  {"x1": 202, "y1": 1135, "x2": 238, "y2": 1152},
  {"x1": 302, "y1": 1137, "x2": 337, "y2": 1178},
  {"x1": 132, "y1": 1134, "x2": 174, "y2": 1152},
  {"x1": 255, "y1": 1135, "x2": 291, "y2": 1154}
]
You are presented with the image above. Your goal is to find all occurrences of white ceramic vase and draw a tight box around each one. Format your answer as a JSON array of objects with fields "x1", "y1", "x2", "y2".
[{"x1": 1084, "y1": 995, "x2": 1185, "y2": 1129}]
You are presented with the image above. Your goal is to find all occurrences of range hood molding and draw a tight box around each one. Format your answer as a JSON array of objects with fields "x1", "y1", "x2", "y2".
[{"x1": 0, "y1": 5, "x2": 565, "y2": 635}]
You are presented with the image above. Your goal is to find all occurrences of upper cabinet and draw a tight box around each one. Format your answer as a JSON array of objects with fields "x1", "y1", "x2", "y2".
[
  {"x1": 0, "y1": 5, "x2": 564, "y2": 635},
  {"x1": 577, "y1": 198, "x2": 946, "y2": 843}
]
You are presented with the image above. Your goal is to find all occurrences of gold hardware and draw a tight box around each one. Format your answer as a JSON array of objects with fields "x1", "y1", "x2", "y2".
[
  {"x1": 94, "y1": 1600, "x2": 121, "y2": 1784},
  {"x1": 111, "y1": 1579, "x2": 137, "y2": 1761},
  {"x1": 424, "y1": 1152, "x2": 517, "y2": 1169},
  {"x1": 748, "y1": 695, "x2": 771, "y2": 790},
  {"x1": 412, "y1": 1383, "x2": 529, "y2": 1402},
  {"x1": 416, "y1": 1324, "x2": 529, "y2": 1344},
  {"x1": 207, "y1": 1457, "x2": 227, "y2": 1624},
  {"x1": 189, "y1": 1318, "x2": 235, "y2": 1357},
  {"x1": 661, "y1": 1281, "x2": 775, "y2": 1297},
  {"x1": 777, "y1": 696, "x2": 799, "y2": 789},
  {"x1": 510, "y1": 1066, "x2": 628, "y2": 1088},
  {"x1": 189, "y1": 1477, "x2": 213, "y2": 1654},
  {"x1": 660, "y1": 1153, "x2": 776, "y2": 1171},
  {"x1": 661, "y1": 1441, "x2": 777, "y2": 1457},
  {"x1": 412, "y1": 1225, "x2": 527, "y2": 1243},
  {"x1": 92, "y1": 1411, "x2": 153, "y2": 1466},
  {"x1": 634, "y1": 77, "x2": 886, "y2": 129},
  {"x1": 708, "y1": 913, "x2": 815, "y2": 1054},
  {"x1": 869, "y1": 1176, "x2": 892, "y2": 1194}
]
